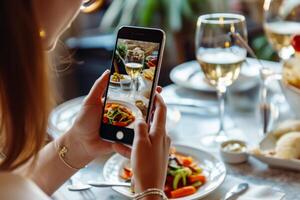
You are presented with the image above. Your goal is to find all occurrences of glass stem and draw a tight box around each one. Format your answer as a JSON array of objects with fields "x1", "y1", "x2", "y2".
[
  {"x1": 260, "y1": 78, "x2": 269, "y2": 136},
  {"x1": 132, "y1": 78, "x2": 138, "y2": 99},
  {"x1": 217, "y1": 88, "x2": 226, "y2": 135}
]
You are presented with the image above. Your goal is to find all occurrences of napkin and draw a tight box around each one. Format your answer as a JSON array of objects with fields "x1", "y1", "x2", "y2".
[
  {"x1": 237, "y1": 185, "x2": 285, "y2": 200},
  {"x1": 202, "y1": 175, "x2": 285, "y2": 200}
]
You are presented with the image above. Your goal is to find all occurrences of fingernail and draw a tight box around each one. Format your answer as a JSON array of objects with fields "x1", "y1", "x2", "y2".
[{"x1": 105, "y1": 69, "x2": 110, "y2": 73}]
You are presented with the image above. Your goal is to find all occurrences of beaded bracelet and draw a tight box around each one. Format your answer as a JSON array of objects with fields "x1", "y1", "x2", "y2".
[
  {"x1": 134, "y1": 188, "x2": 168, "y2": 200},
  {"x1": 54, "y1": 140, "x2": 83, "y2": 170}
]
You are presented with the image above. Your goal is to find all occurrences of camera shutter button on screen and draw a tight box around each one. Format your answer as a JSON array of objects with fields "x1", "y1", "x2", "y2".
[{"x1": 116, "y1": 131, "x2": 124, "y2": 140}]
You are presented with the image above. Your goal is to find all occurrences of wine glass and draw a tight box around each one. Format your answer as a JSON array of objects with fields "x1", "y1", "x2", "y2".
[
  {"x1": 264, "y1": 0, "x2": 300, "y2": 60},
  {"x1": 125, "y1": 49, "x2": 145, "y2": 99},
  {"x1": 263, "y1": 0, "x2": 300, "y2": 126},
  {"x1": 195, "y1": 13, "x2": 248, "y2": 148}
]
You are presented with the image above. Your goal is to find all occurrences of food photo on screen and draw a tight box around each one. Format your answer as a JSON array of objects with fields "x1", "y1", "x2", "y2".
[{"x1": 102, "y1": 39, "x2": 160, "y2": 129}]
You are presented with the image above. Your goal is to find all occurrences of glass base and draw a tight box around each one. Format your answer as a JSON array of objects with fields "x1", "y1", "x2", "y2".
[{"x1": 200, "y1": 133, "x2": 228, "y2": 150}]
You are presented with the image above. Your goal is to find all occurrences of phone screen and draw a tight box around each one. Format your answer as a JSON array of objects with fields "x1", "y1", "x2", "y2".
[{"x1": 100, "y1": 36, "x2": 162, "y2": 144}]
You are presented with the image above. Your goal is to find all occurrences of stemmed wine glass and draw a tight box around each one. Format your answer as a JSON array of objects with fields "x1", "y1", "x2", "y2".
[
  {"x1": 264, "y1": 0, "x2": 300, "y2": 60},
  {"x1": 125, "y1": 49, "x2": 145, "y2": 99},
  {"x1": 262, "y1": 0, "x2": 300, "y2": 129},
  {"x1": 195, "y1": 13, "x2": 248, "y2": 148}
]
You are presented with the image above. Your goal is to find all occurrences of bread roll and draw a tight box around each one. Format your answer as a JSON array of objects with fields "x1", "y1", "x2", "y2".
[
  {"x1": 275, "y1": 132, "x2": 300, "y2": 159},
  {"x1": 271, "y1": 120, "x2": 300, "y2": 138}
]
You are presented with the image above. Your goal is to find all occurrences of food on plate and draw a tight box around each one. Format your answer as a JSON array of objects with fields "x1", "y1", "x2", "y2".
[
  {"x1": 146, "y1": 56, "x2": 158, "y2": 68},
  {"x1": 283, "y1": 60, "x2": 300, "y2": 89},
  {"x1": 143, "y1": 67, "x2": 155, "y2": 81},
  {"x1": 120, "y1": 166, "x2": 132, "y2": 180},
  {"x1": 222, "y1": 141, "x2": 247, "y2": 153},
  {"x1": 111, "y1": 72, "x2": 125, "y2": 83},
  {"x1": 251, "y1": 120, "x2": 300, "y2": 160},
  {"x1": 282, "y1": 35, "x2": 300, "y2": 89},
  {"x1": 120, "y1": 148, "x2": 206, "y2": 198},
  {"x1": 135, "y1": 100, "x2": 147, "y2": 116},
  {"x1": 103, "y1": 103, "x2": 135, "y2": 127},
  {"x1": 271, "y1": 120, "x2": 300, "y2": 138},
  {"x1": 275, "y1": 132, "x2": 300, "y2": 159}
]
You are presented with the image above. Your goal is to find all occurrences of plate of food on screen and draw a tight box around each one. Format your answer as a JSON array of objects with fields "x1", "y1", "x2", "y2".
[
  {"x1": 143, "y1": 67, "x2": 155, "y2": 81},
  {"x1": 110, "y1": 72, "x2": 131, "y2": 86},
  {"x1": 103, "y1": 144, "x2": 226, "y2": 200},
  {"x1": 146, "y1": 55, "x2": 158, "y2": 68},
  {"x1": 103, "y1": 100, "x2": 143, "y2": 128}
]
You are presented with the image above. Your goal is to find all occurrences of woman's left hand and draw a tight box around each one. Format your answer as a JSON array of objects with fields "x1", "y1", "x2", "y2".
[{"x1": 66, "y1": 70, "x2": 131, "y2": 165}]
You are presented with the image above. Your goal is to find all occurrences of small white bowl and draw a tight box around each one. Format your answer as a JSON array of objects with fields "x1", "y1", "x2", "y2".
[{"x1": 220, "y1": 140, "x2": 248, "y2": 164}]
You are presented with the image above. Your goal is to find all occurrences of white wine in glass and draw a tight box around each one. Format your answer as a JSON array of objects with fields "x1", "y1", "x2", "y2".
[
  {"x1": 264, "y1": 0, "x2": 300, "y2": 60},
  {"x1": 195, "y1": 13, "x2": 247, "y2": 148},
  {"x1": 197, "y1": 48, "x2": 246, "y2": 90},
  {"x1": 125, "y1": 49, "x2": 145, "y2": 99},
  {"x1": 125, "y1": 63, "x2": 143, "y2": 79}
]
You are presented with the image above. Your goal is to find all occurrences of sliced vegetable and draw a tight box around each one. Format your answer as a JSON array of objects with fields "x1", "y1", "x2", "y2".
[
  {"x1": 191, "y1": 181, "x2": 203, "y2": 188},
  {"x1": 120, "y1": 171, "x2": 131, "y2": 180},
  {"x1": 182, "y1": 172, "x2": 187, "y2": 186},
  {"x1": 188, "y1": 174, "x2": 206, "y2": 184},
  {"x1": 113, "y1": 121, "x2": 128, "y2": 127},
  {"x1": 172, "y1": 168, "x2": 192, "y2": 189},
  {"x1": 182, "y1": 156, "x2": 193, "y2": 166},
  {"x1": 120, "y1": 167, "x2": 132, "y2": 180},
  {"x1": 120, "y1": 147, "x2": 207, "y2": 199},
  {"x1": 103, "y1": 116, "x2": 108, "y2": 123},
  {"x1": 168, "y1": 169, "x2": 177, "y2": 176},
  {"x1": 103, "y1": 103, "x2": 135, "y2": 126},
  {"x1": 170, "y1": 186, "x2": 197, "y2": 198},
  {"x1": 173, "y1": 172, "x2": 182, "y2": 190},
  {"x1": 184, "y1": 167, "x2": 192, "y2": 176},
  {"x1": 189, "y1": 165, "x2": 203, "y2": 173}
]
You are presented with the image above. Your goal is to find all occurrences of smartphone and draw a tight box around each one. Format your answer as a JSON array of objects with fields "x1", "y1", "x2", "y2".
[{"x1": 100, "y1": 26, "x2": 166, "y2": 145}]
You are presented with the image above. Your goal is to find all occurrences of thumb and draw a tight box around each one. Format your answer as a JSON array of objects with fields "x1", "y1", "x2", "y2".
[{"x1": 84, "y1": 70, "x2": 110, "y2": 105}]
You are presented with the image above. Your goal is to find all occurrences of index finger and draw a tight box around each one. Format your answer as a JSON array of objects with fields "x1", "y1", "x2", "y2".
[{"x1": 150, "y1": 93, "x2": 167, "y2": 135}]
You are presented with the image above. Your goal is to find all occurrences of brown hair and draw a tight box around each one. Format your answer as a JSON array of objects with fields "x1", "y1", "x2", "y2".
[{"x1": 0, "y1": 1, "x2": 53, "y2": 170}]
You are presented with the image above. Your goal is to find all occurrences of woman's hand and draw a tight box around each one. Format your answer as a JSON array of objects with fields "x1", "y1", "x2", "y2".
[
  {"x1": 64, "y1": 70, "x2": 162, "y2": 167},
  {"x1": 131, "y1": 94, "x2": 171, "y2": 193},
  {"x1": 65, "y1": 70, "x2": 130, "y2": 167}
]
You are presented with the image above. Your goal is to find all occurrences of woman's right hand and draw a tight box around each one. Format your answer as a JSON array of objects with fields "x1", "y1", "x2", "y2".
[{"x1": 131, "y1": 93, "x2": 171, "y2": 193}]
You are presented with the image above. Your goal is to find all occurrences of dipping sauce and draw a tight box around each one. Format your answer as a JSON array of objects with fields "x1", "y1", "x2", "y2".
[{"x1": 222, "y1": 142, "x2": 247, "y2": 153}]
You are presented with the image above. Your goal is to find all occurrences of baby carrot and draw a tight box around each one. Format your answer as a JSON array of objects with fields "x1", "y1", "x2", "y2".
[
  {"x1": 170, "y1": 186, "x2": 196, "y2": 198},
  {"x1": 188, "y1": 174, "x2": 206, "y2": 183},
  {"x1": 182, "y1": 156, "x2": 193, "y2": 166}
]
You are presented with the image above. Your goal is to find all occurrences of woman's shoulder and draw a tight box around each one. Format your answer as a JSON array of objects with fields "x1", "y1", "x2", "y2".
[{"x1": 0, "y1": 173, "x2": 50, "y2": 200}]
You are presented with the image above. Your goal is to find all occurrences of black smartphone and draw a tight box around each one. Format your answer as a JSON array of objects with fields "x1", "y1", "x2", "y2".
[{"x1": 100, "y1": 26, "x2": 166, "y2": 145}]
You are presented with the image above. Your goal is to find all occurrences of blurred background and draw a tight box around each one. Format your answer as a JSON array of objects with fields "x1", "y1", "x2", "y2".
[{"x1": 52, "y1": 0, "x2": 277, "y2": 103}]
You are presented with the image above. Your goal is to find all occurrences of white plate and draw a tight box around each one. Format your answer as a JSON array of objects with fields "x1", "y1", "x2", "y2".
[
  {"x1": 103, "y1": 144, "x2": 226, "y2": 200},
  {"x1": 110, "y1": 75, "x2": 131, "y2": 85},
  {"x1": 170, "y1": 59, "x2": 259, "y2": 92},
  {"x1": 250, "y1": 133, "x2": 300, "y2": 171},
  {"x1": 48, "y1": 96, "x2": 181, "y2": 138}
]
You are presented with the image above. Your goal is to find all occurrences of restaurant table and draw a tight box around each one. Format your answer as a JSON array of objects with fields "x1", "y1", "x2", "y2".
[{"x1": 51, "y1": 60, "x2": 300, "y2": 200}]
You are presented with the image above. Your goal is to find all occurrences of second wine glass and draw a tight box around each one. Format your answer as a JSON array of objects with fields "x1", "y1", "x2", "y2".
[
  {"x1": 195, "y1": 13, "x2": 248, "y2": 148},
  {"x1": 264, "y1": 0, "x2": 300, "y2": 60}
]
